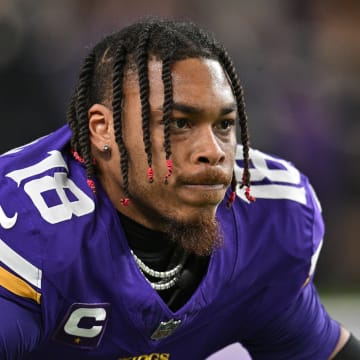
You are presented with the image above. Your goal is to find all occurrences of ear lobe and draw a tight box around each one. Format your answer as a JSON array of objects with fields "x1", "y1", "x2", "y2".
[{"x1": 88, "y1": 104, "x2": 113, "y2": 149}]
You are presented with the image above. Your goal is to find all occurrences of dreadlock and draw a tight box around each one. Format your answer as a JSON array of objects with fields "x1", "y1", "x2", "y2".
[
  {"x1": 112, "y1": 42, "x2": 129, "y2": 204},
  {"x1": 66, "y1": 17, "x2": 254, "y2": 205}
]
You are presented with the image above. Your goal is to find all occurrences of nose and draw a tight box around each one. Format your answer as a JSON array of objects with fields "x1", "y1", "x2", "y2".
[{"x1": 190, "y1": 128, "x2": 226, "y2": 166}]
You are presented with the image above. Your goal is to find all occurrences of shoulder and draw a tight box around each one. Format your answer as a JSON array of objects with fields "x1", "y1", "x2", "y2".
[
  {"x1": 0, "y1": 125, "x2": 94, "y2": 220},
  {"x1": 233, "y1": 145, "x2": 323, "y2": 241},
  {"x1": 0, "y1": 125, "x2": 96, "y2": 305},
  {"x1": 234, "y1": 145, "x2": 317, "y2": 207},
  {"x1": 220, "y1": 146, "x2": 324, "y2": 283},
  {"x1": 0, "y1": 125, "x2": 93, "y2": 226}
]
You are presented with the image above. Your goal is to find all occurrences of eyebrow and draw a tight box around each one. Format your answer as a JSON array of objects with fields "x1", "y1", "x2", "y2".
[{"x1": 155, "y1": 102, "x2": 237, "y2": 116}]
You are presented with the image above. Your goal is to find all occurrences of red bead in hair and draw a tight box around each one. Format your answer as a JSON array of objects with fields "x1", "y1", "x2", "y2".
[
  {"x1": 86, "y1": 179, "x2": 96, "y2": 194},
  {"x1": 71, "y1": 149, "x2": 85, "y2": 164},
  {"x1": 147, "y1": 167, "x2": 154, "y2": 183},
  {"x1": 164, "y1": 159, "x2": 173, "y2": 184},
  {"x1": 226, "y1": 191, "x2": 236, "y2": 208},
  {"x1": 241, "y1": 170, "x2": 255, "y2": 203},
  {"x1": 244, "y1": 187, "x2": 256, "y2": 202},
  {"x1": 120, "y1": 198, "x2": 130, "y2": 206},
  {"x1": 71, "y1": 149, "x2": 96, "y2": 165}
]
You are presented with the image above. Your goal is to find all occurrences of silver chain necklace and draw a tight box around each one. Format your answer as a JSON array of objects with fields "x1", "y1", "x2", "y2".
[{"x1": 131, "y1": 250, "x2": 187, "y2": 291}]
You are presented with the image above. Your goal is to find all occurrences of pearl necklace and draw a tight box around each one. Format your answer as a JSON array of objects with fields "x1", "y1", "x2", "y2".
[{"x1": 131, "y1": 250, "x2": 187, "y2": 291}]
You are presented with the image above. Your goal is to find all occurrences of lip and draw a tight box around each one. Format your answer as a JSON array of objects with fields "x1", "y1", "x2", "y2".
[{"x1": 182, "y1": 184, "x2": 226, "y2": 190}]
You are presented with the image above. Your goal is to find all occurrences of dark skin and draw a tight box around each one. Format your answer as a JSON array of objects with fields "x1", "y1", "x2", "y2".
[{"x1": 87, "y1": 57, "x2": 349, "y2": 358}]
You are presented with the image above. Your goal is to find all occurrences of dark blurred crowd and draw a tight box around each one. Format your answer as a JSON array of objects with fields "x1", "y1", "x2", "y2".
[{"x1": 0, "y1": 0, "x2": 359, "y2": 290}]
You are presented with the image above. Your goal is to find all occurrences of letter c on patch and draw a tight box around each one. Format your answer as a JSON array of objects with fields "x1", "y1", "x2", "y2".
[{"x1": 64, "y1": 307, "x2": 106, "y2": 338}]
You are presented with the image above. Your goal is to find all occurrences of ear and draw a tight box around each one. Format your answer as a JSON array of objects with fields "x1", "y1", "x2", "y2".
[{"x1": 88, "y1": 104, "x2": 113, "y2": 151}]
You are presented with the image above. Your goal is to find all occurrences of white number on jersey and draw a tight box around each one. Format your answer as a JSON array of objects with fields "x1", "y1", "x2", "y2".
[
  {"x1": 235, "y1": 147, "x2": 307, "y2": 205},
  {"x1": 6, "y1": 151, "x2": 94, "y2": 224}
]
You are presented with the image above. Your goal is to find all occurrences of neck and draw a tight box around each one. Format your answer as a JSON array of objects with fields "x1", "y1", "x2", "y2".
[{"x1": 118, "y1": 212, "x2": 177, "y2": 272}]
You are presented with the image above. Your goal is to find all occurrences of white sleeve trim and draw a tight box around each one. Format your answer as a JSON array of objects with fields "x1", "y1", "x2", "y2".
[
  {"x1": 309, "y1": 239, "x2": 323, "y2": 277},
  {"x1": 0, "y1": 238, "x2": 42, "y2": 289}
]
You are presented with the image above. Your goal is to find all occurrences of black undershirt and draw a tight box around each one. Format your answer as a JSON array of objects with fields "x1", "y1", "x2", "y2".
[{"x1": 118, "y1": 212, "x2": 209, "y2": 311}]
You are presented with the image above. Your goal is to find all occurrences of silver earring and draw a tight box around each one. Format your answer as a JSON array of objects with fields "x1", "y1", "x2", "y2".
[{"x1": 103, "y1": 144, "x2": 110, "y2": 152}]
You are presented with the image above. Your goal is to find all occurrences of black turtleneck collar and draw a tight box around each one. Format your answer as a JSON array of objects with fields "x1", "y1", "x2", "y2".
[{"x1": 118, "y1": 211, "x2": 176, "y2": 271}]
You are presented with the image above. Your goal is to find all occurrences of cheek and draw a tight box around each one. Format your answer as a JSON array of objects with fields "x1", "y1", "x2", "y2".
[
  {"x1": 226, "y1": 130, "x2": 237, "y2": 156},
  {"x1": 127, "y1": 150, "x2": 148, "y2": 180},
  {"x1": 217, "y1": 130, "x2": 237, "y2": 159},
  {"x1": 122, "y1": 125, "x2": 150, "y2": 170},
  {"x1": 230, "y1": 136, "x2": 237, "y2": 158}
]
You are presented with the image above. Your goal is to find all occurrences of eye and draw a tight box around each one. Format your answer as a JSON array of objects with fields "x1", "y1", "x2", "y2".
[
  {"x1": 171, "y1": 118, "x2": 191, "y2": 130},
  {"x1": 216, "y1": 119, "x2": 235, "y2": 131}
]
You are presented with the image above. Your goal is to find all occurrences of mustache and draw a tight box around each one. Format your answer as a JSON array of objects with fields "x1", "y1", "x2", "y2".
[{"x1": 176, "y1": 169, "x2": 232, "y2": 186}]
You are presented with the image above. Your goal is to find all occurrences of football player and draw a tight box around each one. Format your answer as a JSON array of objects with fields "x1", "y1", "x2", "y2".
[{"x1": 0, "y1": 18, "x2": 359, "y2": 359}]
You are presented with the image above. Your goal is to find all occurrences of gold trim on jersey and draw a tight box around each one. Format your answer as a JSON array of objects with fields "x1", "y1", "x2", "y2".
[{"x1": 0, "y1": 266, "x2": 41, "y2": 304}]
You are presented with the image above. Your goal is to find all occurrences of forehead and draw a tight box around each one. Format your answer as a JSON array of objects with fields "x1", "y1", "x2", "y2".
[
  {"x1": 171, "y1": 58, "x2": 231, "y2": 88},
  {"x1": 124, "y1": 57, "x2": 235, "y2": 108}
]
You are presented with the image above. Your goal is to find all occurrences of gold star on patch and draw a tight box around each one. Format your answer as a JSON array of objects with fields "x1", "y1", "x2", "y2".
[{"x1": 74, "y1": 337, "x2": 81, "y2": 344}]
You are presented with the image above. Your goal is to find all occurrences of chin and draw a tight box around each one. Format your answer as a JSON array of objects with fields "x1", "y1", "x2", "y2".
[
  {"x1": 165, "y1": 203, "x2": 218, "y2": 226},
  {"x1": 177, "y1": 193, "x2": 225, "y2": 212},
  {"x1": 169, "y1": 209, "x2": 223, "y2": 256}
]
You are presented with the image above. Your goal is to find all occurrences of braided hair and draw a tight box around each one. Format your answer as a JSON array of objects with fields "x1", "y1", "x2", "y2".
[{"x1": 67, "y1": 17, "x2": 254, "y2": 205}]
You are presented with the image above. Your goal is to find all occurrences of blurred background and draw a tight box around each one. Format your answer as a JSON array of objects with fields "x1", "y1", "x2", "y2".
[{"x1": 0, "y1": 0, "x2": 359, "y2": 357}]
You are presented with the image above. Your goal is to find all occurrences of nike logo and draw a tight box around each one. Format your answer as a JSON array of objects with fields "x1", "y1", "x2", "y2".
[{"x1": 0, "y1": 206, "x2": 18, "y2": 229}]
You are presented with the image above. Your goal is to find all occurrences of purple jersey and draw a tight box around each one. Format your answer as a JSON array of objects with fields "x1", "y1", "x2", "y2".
[{"x1": 0, "y1": 125, "x2": 340, "y2": 359}]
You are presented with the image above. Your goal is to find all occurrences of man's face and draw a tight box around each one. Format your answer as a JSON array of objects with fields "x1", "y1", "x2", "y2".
[{"x1": 96, "y1": 57, "x2": 237, "y2": 235}]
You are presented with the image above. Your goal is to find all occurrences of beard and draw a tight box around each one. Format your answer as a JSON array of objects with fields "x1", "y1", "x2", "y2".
[{"x1": 162, "y1": 213, "x2": 224, "y2": 256}]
